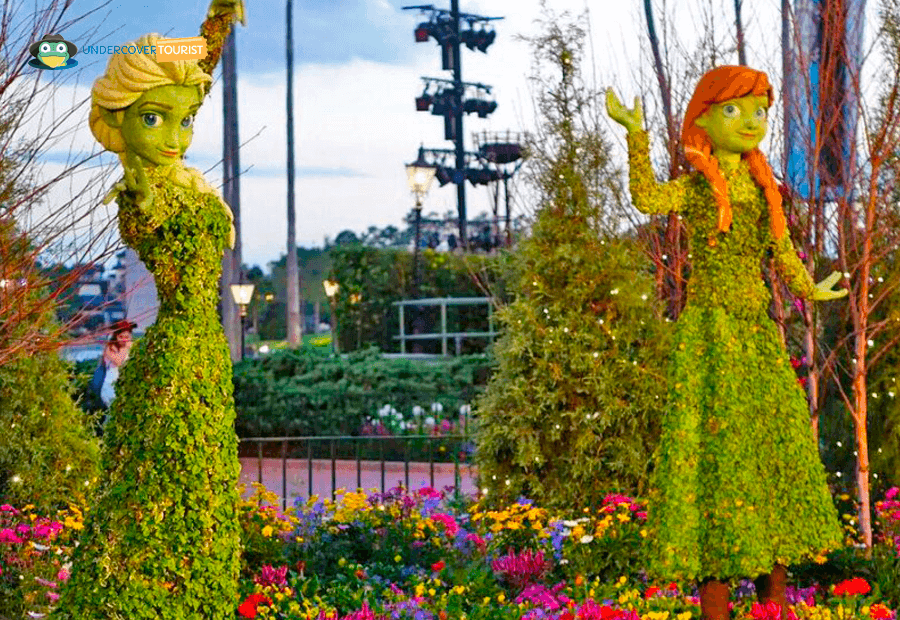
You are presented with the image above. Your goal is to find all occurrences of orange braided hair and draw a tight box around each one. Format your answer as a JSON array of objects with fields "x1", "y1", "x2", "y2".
[{"x1": 682, "y1": 65, "x2": 787, "y2": 239}]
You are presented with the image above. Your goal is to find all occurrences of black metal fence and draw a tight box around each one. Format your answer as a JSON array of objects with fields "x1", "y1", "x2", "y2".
[{"x1": 239, "y1": 434, "x2": 476, "y2": 510}]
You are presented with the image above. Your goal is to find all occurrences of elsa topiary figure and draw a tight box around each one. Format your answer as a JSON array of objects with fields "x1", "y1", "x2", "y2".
[
  {"x1": 54, "y1": 2, "x2": 245, "y2": 618},
  {"x1": 607, "y1": 67, "x2": 845, "y2": 620}
]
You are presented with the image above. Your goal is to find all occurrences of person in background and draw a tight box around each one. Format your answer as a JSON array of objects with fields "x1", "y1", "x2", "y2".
[{"x1": 100, "y1": 320, "x2": 136, "y2": 407}]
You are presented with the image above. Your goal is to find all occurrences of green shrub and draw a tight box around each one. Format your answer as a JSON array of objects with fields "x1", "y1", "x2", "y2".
[
  {"x1": 232, "y1": 347, "x2": 485, "y2": 441},
  {"x1": 0, "y1": 351, "x2": 99, "y2": 513}
]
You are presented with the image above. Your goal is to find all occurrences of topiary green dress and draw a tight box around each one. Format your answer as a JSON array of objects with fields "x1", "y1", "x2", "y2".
[
  {"x1": 626, "y1": 131, "x2": 843, "y2": 582},
  {"x1": 56, "y1": 166, "x2": 240, "y2": 618}
]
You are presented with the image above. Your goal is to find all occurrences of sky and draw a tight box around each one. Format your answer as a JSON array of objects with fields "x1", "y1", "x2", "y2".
[{"x1": 18, "y1": 0, "x2": 884, "y2": 271}]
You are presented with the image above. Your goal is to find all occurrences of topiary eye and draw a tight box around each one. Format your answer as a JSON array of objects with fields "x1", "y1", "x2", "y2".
[
  {"x1": 723, "y1": 104, "x2": 739, "y2": 118},
  {"x1": 181, "y1": 115, "x2": 195, "y2": 128},
  {"x1": 40, "y1": 42, "x2": 51, "y2": 53},
  {"x1": 56, "y1": 43, "x2": 67, "y2": 53},
  {"x1": 755, "y1": 107, "x2": 767, "y2": 121},
  {"x1": 142, "y1": 113, "x2": 162, "y2": 128}
]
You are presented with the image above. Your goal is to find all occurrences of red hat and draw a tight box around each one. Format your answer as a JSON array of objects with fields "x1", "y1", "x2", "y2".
[{"x1": 110, "y1": 320, "x2": 137, "y2": 334}]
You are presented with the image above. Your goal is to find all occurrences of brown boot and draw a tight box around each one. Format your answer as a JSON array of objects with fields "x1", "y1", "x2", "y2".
[
  {"x1": 699, "y1": 578, "x2": 731, "y2": 620},
  {"x1": 754, "y1": 563, "x2": 788, "y2": 620}
]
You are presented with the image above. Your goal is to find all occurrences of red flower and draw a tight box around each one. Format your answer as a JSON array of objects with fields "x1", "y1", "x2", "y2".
[
  {"x1": 431, "y1": 560, "x2": 445, "y2": 572},
  {"x1": 833, "y1": 577, "x2": 871, "y2": 596},
  {"x1": 238, "y1": 593, "x2": 272, "y2": 618},
  {"x1": 667, "y1": 582, "x2": 679, "y2": 592},
  {"x1": 645, "y1": 586, "x2": 661, "y2": 599},
  {"x1": 870, "y1": 604, "x2": 893, "y2": 619}
]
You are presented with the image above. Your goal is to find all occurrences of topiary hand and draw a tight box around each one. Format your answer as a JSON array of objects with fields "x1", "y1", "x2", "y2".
[
  {"x1": 122, "y1": 150, "x2": 155, "y2": 209},
  {"x1": 606, "y1": 88, "x2": 644, "y2": 134},
  {"x1": 208, "y1": 0, "x2": 246, "y2": 26},
  {"x1": 812, "y1": 271, "x2": 848, "y2": 301}
]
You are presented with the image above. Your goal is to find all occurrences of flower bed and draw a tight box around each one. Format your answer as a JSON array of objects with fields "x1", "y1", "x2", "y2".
[{"x1": 2, "y1": 486, "x2": 899, "y2": 619}]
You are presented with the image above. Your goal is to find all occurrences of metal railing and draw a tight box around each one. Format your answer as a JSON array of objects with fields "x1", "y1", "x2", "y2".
[
  {"x1": 239, "y1": 434, "x2": 476, "y2": 510},
  {"x1": 393, "y1": 297, "x2": 497, "y2": 355}
]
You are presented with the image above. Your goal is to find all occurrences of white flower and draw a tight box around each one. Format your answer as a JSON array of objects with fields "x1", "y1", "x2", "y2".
[
  {"x1": 379, "y1": 405, "x2": 391, "y2": 417},
  {"x1": 580, "y1": 535, "x2": 594, "y2": 544},
  {"x1": 459, "y1": 404, "x2": 471, "y2": 415},
  {"x1": 412, "y1": 405, "x2": 424, "y2": 417},
  {"x1": 424, "y1": 416, "x2": 436, "y2": 426},
  {"x1": 431, "y1": 402, "x2": 444, "y2": 413},
  {"x1": 641, "y1": 294, "x2": 648, "y2": 301},
  {"x1": 11, "y1": 475, "x2": 21, "y2": 484},
  {"x1": 563, "y1": 520, "x2": 580, "y2": 527},
  {"x1": 610, "y1": 288, "x2": 619, "y2": 295},
  {"x1": 393, "y1": 411, "x2": 403, "y2": 420}
]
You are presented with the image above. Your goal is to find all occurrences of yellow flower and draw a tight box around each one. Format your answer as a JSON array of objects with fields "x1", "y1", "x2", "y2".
[
  {"x1": 640, "y1": 529, "x2": 647, "y2": 538},
  {"x1": 261, "y1": 525, "x2": 273, "y2": 537},
  {"x1": 677, "y1": 613, "x2": 693, "y2": 620},
  {"x1": 429, "y1": 588, "x2": 436, "y2": 596},
  {"x1": 483, "y1": 597, "x2": 491, "y2": 605},
  {"x1": 617, "y1": 513, "x2": 631, "y2": 523},
  {"x1": 415, "y1": 584, "x2": 426, "y2": 597},
  {"x1": 394, "y1": 554, "x2": 402, "y2": 563},
  {"x1": 498, "y1": 593, "x2": 506, "y2": 603}
]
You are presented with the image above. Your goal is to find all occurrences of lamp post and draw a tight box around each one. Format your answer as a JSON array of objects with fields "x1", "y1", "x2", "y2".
[
  {"x1": 229, "y1": 281, "x2": 255, "y2": 360},
  {"x1": 323, "y1": 279, "x2": 340, "y2": 354},
  {"x1": 405, "y1": 148, "x2": 437, "y2": 295}
]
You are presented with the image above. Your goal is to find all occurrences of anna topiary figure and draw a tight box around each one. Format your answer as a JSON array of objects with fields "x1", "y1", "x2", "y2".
[
  {"x1": 54, "y1": 2, "x2": 245, "y2": 618},
  {"x1": 607, "y1": 66, "x2": 845, "y2": 620}
]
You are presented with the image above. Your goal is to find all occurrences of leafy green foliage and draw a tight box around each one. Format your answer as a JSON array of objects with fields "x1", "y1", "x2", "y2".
[
  {"x1": 0, "y1": 351, "x2": 99, "y2": 513},
  {"x1": 327, "y1": 244, "x2": 506, "y2": 353},
  {"x1": 473, "y1": 13, "x2": 670, "y2": 512},
  {"x1": 232, "y1": 347, "x2": 485, "y2": 439},
  {"x1": 55, "y1": 163, "x2": 241, "y2": 616}
]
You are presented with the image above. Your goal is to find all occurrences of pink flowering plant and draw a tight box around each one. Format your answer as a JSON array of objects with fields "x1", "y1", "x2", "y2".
[{"x1": 0, "y1": 502, "x2": 81, "y2": 619}]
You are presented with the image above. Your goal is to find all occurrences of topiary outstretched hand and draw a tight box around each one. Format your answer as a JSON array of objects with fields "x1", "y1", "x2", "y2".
[
  {"x1": 811, "y1": 270, "x2": 848, "y2": 301},
  {"x1": 208, "y1": 0, "x2": 246, "y2": 26},
  {"x1": 606, "y1": 88, "x2": 643, "y2": 134}
]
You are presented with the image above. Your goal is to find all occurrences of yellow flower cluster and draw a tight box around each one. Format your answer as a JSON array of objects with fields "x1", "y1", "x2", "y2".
[
  {"x1": 238, "y1": 482, "x2": 298, "y2": 536},
  {"x1": 470, "y1": 501, "x2": 549, "y2": 535},
  {"x1": 333, "y1": 489, "x2": 373, "y2": 524}
]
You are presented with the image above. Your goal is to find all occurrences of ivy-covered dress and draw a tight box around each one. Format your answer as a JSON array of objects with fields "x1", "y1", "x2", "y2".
[
  {"x1": 57, "y1": 166, "x2": 241, "y2": 618},
  {"x1": 626, "y1": 131, "x2": 843, "y2": 581}
]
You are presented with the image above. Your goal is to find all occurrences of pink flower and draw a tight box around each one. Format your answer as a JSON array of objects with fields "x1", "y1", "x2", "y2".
[
  {"x1": 430, "y1": 513, "x2": 459, "y2": 537},
  {"x1": 254, "y1": 564, "x2": 288, "y2": 588},
  {"x1": 0, "y1": 504, "x2": 16, "y2": 513},
  {"x1": 416, "y1": 487, "x2": 442, "y2": 499},
  {"x1": 57, "y1": 569, "x2": 70, "y2": 582},
  {"x1": 47, "y1": 591, "x2": 60, "y2": 602},
  {"x1": 886, "y1": 487, "x2": 900, "y2": 501},
  {"x1": 0, "y1": 528, "x2": 22, "y2": 544},
  {"x1": 491, "y1": 548, "x2": 551, "y2": 591}
]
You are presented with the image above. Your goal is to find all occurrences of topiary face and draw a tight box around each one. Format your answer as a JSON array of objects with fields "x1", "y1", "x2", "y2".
[
  {"x1": 115, "y1": 84, "x2": 202, "y2": 166},
  {"x1": 695, "y1": 93, "x2": 769, "y2": 157}
]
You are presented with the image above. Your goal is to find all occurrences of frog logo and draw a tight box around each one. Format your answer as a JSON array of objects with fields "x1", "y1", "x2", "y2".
[{"x1": 28, "y1": 34, "x2": 78, "y2": 70}]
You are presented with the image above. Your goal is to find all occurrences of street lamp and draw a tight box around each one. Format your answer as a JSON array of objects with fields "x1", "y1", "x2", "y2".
[
  {"x1": 323, "y1": 279, "x2": 340, "y2": 354},
  {"x1": 229, "y1": 281, "x2": 255, "y2": 360},
  {"x1": 405, "y1": 147, "x2": 437, "y2": 295}
]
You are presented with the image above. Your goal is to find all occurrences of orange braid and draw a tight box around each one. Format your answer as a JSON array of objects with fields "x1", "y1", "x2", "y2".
[
  {"x1": 745, "y1": 150, "x2": 786, "y2": 239},
  {"x1": 681, "y1": 65, "x2": 787, "y2": 239}
]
